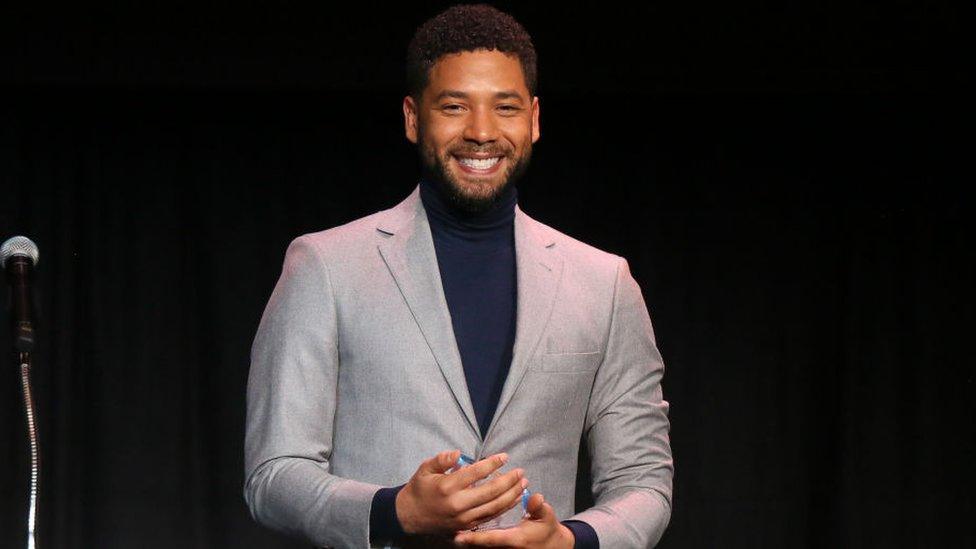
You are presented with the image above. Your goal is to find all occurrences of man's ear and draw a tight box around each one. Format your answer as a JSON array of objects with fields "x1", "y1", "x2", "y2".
[
  {"x1": 531, "y1": 96, "x2": 540, "y2": 143},
  {"x1": 403, "y1": 95, "x2": 419, "y2": 144}
]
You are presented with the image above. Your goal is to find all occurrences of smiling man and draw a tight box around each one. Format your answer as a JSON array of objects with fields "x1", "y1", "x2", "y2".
[
  {"x1": 245, "y1": 5, "x2": 673, "y2": 549},
  {"x1": 405, "y1": 47, "x2": 538, "y2": 212}
]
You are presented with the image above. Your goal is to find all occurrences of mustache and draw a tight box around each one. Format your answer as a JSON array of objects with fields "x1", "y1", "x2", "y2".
[{"x1": 449, "y1": 146, "x2": 510, "y2": 157}]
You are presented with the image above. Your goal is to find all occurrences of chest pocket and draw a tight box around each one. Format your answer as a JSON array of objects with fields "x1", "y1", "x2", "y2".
[{"x1": 536, "y1": 351, "x2": 603, "y2": 373}]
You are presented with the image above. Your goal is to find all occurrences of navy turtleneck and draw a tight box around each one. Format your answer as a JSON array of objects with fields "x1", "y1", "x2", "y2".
[
  {"x1": 368, "y1": 180, "x2": 599, "y2": 549},
  {"x1": 420, "y1": 178, "x2": 518, "y2": 437}
]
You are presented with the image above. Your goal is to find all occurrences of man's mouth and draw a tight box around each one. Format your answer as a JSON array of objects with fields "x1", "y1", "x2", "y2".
[{"x1": 453, "y1": 154, "x2": 504, "y2": 174}]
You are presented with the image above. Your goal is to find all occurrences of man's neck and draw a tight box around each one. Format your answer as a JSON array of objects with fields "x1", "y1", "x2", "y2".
[{"x1": 419, "y1": 179, "x2": 517, "y2": 245}]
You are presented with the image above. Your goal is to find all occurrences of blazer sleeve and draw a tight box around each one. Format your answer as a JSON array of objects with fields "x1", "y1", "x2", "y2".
[
  {"x1": 244, "y1": 235, "x2": 382, "y2": 548},
  {"x1": 568, "y1": 257, "x2": 674, "y2": 548}
]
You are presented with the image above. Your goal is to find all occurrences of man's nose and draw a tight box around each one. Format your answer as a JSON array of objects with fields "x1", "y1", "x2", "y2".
[{"x1": 463, "y1": 108, "x2": 499, "y2": 143}]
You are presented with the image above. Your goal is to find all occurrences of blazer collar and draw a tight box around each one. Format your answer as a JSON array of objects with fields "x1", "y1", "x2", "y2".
[{"x1": 376, "y1": 185, "x2": 563, "y2": 443}]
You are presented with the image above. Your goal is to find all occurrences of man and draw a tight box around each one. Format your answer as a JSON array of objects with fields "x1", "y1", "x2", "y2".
[{"x1": 244, "y1": 5, "x2": 673, "y2": 548}]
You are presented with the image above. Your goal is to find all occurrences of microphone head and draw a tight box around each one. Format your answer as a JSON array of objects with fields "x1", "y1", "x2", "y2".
[{"x1": 1, "y1": 236, "x2": 40, "y2": 268}]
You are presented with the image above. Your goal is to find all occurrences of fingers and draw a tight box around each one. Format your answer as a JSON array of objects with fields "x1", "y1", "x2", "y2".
[
  {"x1": 457, "y1": 470, "x2": 528, "y2": 526},
  {"x1": 457, "y1": 466, "x2": 523, "y2": 508},
  {"x1": 453, "y1": 494, "x2": 556, "y2": 547},
  {"x1": 458, "y1": 469, "x2": 528, "y2": 508},
  {"x1": 422, "y1": 449, "x2": 462, "y2": 474},
  {"x1": 455, "y1": 527, "x2": 521, "y2": 547},
  {"x1": 525, "y1": 493, "x2": 552, "y2": 519},
  {"x1": 525, "y1": 492, "x2": 547, "y2": 518},
  {"x1": 444, "y1": 453, "x2": 508, "y2": 491}
]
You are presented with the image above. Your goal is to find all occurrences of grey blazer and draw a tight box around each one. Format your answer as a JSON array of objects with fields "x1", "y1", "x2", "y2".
[{"x1": 244, "y1": 186, "x2": 673, "y2": 548}]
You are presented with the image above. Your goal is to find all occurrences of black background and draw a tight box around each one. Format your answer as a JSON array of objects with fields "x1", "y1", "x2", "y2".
[{"x1": 1, "y1": 2, "x2": 971, "y2": 547}]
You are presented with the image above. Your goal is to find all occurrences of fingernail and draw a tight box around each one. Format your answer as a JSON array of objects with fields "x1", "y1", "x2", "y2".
[
  {"x1": 521, "y1": 478, "x2": 529, "y2": 489},
  {"x1": 498, "y1": 453, "x2": 509, "y2": 464},
  {"x1": 516, "y1": 468, "x2": 524, "y2": 478}
]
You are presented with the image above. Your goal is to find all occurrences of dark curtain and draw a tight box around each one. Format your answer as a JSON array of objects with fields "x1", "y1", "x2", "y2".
[{"x1": 1, "y1": 3, "x2": 971, "y2": 548}]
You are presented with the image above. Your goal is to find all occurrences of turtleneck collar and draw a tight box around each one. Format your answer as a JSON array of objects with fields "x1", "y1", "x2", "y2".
[{"x1": 420, "y1": 178, "x2": 517, "y2": 249}]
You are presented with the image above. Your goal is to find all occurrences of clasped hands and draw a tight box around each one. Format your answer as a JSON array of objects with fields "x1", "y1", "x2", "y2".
[{"x1": 395, "y1": 450, "x2": 576, "y2": 548}]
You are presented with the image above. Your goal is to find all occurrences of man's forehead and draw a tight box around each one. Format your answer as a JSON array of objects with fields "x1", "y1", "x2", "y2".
[
  {"x1": 431, "y1": 89, "x2": 527, "y2": 102},
  {"x1": 425, "y1": 49, "x2": 530, "y2": 97}
]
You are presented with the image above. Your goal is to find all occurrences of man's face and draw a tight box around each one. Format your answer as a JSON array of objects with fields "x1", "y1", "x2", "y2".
[{"x1": 403, "y1": 49, "x2": 540, "y2": 212}]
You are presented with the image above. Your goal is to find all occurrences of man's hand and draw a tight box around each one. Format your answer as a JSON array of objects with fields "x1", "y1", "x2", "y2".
[
  {"x1": 396, "y1": 450, "x2": 528, "y2": 535},
  {"x1": 452, "y1": 493, "x2": 576, "y2": 549}
]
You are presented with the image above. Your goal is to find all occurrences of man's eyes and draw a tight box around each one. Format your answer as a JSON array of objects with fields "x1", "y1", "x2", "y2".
[{"x1": 439, "y1": 104, "x2": 522, "y2": 114}]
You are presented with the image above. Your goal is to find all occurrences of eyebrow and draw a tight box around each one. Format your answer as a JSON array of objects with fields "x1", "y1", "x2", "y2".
[{"x1": 433, "y1": 90, "x2": 526, "y2": 102}]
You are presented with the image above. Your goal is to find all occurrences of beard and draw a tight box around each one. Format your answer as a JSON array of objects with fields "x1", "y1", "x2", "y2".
[{"x1": 417, "y1": 133, "x2": 532, "y2": 214}]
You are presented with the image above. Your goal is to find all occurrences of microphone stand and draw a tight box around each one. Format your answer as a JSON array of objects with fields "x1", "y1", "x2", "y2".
[
  {"x1": 3, "y1": 236, "x2": 42, "y2": 549},
  {"x1": 18, "y1": 350, "x2": 40, "y2": 549}
]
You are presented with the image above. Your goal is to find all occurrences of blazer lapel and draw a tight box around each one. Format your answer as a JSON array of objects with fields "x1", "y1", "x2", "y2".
[
  {"x1": 483, "y1": 206, "x2": 564, "y2": 443},
  {"x1": 376, "y1": 187, "x2": 482, "y2": 439}
]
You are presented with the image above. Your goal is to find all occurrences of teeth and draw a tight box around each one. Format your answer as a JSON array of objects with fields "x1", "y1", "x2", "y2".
[{"x1": 457, "y1": 156, "x2": 501, "y2": 170}]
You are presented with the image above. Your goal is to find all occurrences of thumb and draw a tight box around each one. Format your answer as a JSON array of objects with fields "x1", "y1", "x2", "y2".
[
  {"x1": 526, "y1": 493, "x2": 552, "y2": 520},
  {"x1": 422, "y1": 449, "x2": 461, "y2": 474}
]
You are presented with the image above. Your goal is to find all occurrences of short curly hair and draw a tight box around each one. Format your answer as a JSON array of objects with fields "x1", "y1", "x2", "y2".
[{"x1": 406, "y1": 4, "x2": 538, "y2": 100}]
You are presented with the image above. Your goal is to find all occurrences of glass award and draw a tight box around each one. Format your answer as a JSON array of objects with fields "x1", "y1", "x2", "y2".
[{"x1": 449, "y1": 453, "x2": 530, "y2": 531}]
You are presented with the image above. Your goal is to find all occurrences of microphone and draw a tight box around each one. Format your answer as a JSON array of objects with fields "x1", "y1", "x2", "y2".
[{"x1": 1, "y1": 236, "x2": 40, "y2": 353}]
